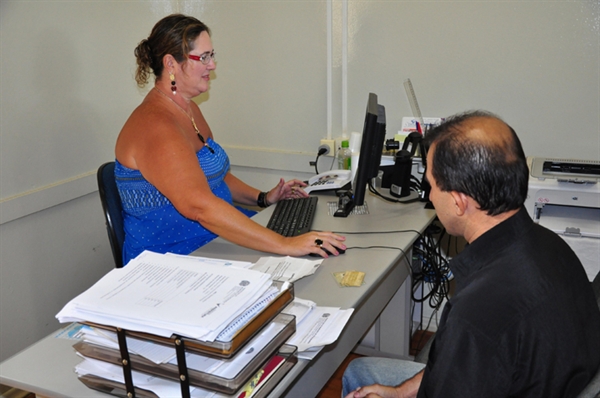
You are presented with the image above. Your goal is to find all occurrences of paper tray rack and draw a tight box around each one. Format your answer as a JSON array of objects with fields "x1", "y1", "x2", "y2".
[
  {"x1": 74, "y1": 313, "x2": 296, "y2": 395},
  {"x1": 77, "y1": 344, "x2": 298, "y2": 398},
  {"x1": 83, "y1": 281, "x2": 294, "y2": 359}
]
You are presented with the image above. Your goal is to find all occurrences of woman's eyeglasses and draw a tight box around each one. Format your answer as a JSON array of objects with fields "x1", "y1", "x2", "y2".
[{"x1": 188, "y1": 50, "x2": 216, "y2": 65}]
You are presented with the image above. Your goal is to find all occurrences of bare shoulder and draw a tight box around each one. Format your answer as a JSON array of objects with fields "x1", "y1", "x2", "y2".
[
  {"x1": 116, "y1": 98, "x2": 193, "y2": 168},
  {"x1": 122, "y1": 99, "x2": 179, "y2": 140}
]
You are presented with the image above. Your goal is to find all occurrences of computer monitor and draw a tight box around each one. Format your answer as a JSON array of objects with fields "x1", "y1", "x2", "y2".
[{"x1": 352, "y1": 93, "x2": 386, "y2": 206}]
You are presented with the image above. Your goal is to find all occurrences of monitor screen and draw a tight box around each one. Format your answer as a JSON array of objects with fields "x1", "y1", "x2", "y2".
[{"x1": 352, "y1": 93, "x2": 386, "y2": 206}]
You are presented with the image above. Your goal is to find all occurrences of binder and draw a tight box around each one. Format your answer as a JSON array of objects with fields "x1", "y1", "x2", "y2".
[
  {"x1": 74, "y1": 313, "x2": 296, "y2": 394},
  {"x1": 77, "y1": 344, "x2": 298, "y2": 398},
  {"x1": 82, "y1": 281, "x2": 294, "y2": 358}
]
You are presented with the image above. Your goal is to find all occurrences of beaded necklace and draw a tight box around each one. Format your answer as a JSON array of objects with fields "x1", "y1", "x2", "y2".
[{"x1": 154, "y1": 87, "x2": 214, "y2": 154}]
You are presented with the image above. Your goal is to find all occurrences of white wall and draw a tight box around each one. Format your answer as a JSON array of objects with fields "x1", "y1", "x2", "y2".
[
  {"x1": 0, "y1": 193, "x2": 114, "y2": 360},
  {"x1": 1, "y1": 0, "x2": 598, "y2": 362}
]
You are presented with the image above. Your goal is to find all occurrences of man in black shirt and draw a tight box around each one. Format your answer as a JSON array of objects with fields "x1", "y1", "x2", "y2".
[{"x1": 342, "y1": 111, "x2": 600, "y2": 398}]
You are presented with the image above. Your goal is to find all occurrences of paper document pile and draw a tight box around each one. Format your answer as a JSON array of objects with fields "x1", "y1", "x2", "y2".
[
  {"x1": 55, "y1": 250, "x2": 355, "y2": 396},
  {"x1": 56, "y1": 250, "x2": 274, "y2": 341},
  {"x1": 55, "y1": 251, "x2": 300, "y2": 397}
]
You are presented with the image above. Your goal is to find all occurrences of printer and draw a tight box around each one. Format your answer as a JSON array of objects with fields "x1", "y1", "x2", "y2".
[{"x1": 525, "y1": 157, "x2": 600, "y2": 281}]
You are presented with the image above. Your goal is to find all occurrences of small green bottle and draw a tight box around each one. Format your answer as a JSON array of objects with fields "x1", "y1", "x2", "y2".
[{"x1": 338, "y1": 140, "x2": 352, "y2": 170}]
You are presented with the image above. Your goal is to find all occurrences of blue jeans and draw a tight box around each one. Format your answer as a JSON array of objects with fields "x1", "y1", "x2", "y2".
[{"x1": 342, "y1": 357, "x2": 426, "y2": 396}]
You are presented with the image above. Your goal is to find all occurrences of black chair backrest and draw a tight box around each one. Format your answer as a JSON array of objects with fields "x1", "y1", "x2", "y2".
[{"x1": 97, "y1": 161, "x2": 125, "y2": 268}]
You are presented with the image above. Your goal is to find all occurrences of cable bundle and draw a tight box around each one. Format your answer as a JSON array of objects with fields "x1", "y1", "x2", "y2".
[{"x1": 411, "y1": 221, "x2": 453, "y2": 312}]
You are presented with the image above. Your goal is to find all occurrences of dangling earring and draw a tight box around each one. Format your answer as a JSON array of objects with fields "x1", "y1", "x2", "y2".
[{"x1": 169, "y1": 72, "x2": 177, "y2": 95}]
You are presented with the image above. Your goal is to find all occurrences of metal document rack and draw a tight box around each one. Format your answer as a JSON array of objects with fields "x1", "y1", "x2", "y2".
[{"x1": 77, "y1": 282, "x2": 296, "y2": 398}]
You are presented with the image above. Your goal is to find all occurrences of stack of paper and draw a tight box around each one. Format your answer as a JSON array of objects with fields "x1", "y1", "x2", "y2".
[
  {"x1": 283, "y1": 298, "x2": 354, "y2": 360},
  {"x1": 56, "y1": 251, "x2": 273, "y2": 341}
]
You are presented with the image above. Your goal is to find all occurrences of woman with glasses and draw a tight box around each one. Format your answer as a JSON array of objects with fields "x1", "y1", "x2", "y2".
[{"x1": 114, "y1": 14, "x2": 345, "y2": 265}]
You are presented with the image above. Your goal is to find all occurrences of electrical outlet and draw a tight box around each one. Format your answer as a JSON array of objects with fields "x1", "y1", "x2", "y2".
[{"x1": 320, "y1": 139, "x2": 335, "y2": 157}]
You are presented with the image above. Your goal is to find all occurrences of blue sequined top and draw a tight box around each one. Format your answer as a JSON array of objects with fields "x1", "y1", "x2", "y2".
[{"x1": 115, "y1": 138, "x2": 255, "y2": 265}]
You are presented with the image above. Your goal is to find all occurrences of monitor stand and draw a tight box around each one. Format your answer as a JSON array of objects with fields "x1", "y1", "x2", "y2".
[{"x1": 334, "y1": 191, "x2": 355, "y2": 217}]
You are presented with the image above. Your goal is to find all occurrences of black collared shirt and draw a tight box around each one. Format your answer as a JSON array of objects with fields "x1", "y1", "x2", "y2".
[{"x1": 419, "y1": 208, "x2": 600, "y2": 398}]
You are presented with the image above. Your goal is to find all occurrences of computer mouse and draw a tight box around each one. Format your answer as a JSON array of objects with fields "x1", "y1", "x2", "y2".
[{"x1": 310, "y1": 247, "x2": 346, "y2": 257}]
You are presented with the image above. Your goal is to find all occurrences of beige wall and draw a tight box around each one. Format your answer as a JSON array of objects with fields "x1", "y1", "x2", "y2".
[{"x1": 1, "y1": 0, "x2": 598, "y2": 361}]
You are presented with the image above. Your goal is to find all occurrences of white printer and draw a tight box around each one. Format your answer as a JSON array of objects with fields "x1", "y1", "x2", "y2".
[{"x1": 525, "y1": 157, "x2": 600, "y2": 280}]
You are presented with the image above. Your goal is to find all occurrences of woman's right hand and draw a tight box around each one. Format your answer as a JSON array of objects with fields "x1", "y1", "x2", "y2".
[{"x1": 285, "y1": 231, "x2": 346, "y2": 258}]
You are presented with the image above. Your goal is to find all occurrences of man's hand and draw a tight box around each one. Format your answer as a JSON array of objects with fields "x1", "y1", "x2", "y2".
[
  {"x1": 344, "y1": 384, "x2": 399, "y2": 398},
  {"x1": 344, "y1": 370, "x2": 423, "y2": 398}
]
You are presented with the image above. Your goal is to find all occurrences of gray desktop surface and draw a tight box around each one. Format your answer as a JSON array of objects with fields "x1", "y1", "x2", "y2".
[
  {"x1": 0, "y1": 192, "x2": 435, "y2": 398},
  {"x1": 194, "y1": 192, "x2": 436, "y2": 397},
  {"x1": 196, "y1": 192, "x2": 434, "y2": 309},
  {"x1": 0, "y1": 331, "x2": 94, "y2": 397}
]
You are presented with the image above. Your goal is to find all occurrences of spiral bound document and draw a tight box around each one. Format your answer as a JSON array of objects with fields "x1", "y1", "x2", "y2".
[{"x1": 217, "y1": 287, "x2": 280, "y2": 342}]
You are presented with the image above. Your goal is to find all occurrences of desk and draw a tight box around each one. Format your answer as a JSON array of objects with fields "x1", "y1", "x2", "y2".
[{"x1": 0, "y1": 192, "x2": 435, "y2": 398}]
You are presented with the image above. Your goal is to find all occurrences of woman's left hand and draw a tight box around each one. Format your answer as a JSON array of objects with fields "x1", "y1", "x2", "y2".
[{"x1": 267, "y1": 178, "x2": 308, "y2": 204}]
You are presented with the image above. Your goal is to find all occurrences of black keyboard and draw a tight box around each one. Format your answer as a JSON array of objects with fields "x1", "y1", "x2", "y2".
[{"x1": 266, "y1": 196, "x2": 318, "y2": 237}]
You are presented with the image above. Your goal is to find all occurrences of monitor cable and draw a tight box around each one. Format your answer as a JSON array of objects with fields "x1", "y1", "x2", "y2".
[{"x1": 368, "y1": 181, "x2": 422, "y2": 204}]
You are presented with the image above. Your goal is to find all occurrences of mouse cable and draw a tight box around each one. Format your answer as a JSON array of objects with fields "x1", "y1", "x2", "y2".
[
  {"x1": 311, "y1": 228, "x2": 425, "y2": 243},
  {"x1": 345, "y1": 245, "x2": 407, "y2": 256},
  {"x1": 313, "y1": 230, "x2": 425, "y2": 276},
  {"x1": 324, "y1": 228, "x2": 423, "y2": 237},
  {"x1": 345, "y1": 245, "x2": 413, "y2": 276}
]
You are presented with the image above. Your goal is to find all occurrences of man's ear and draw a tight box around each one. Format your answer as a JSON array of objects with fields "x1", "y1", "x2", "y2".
[{"x1": 450, "y1": 191, "x2": 470, "y2": 216}]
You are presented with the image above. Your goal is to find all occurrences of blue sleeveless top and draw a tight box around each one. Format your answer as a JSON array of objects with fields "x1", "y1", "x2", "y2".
[{"x1": 115, "y1": 138, "x2": 255, "y2": 265}]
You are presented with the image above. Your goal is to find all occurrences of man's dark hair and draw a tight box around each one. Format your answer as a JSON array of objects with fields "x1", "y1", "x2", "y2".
[{"x1": 424, "y1": 110, "x2": 529, "y2": 216}]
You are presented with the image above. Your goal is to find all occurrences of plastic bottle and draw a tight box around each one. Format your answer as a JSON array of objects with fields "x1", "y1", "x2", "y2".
[{"x1": 338, "y1": 140, "x2": 352, "y2": 170}]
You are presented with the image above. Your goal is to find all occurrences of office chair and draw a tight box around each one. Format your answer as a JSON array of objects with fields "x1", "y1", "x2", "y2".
[
  {"x1": 97, "y1": 161, "x2": 125, "y2": 268},
  {"x1": 414, "y1": 270, "x2": 600, "y2": 397}
]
